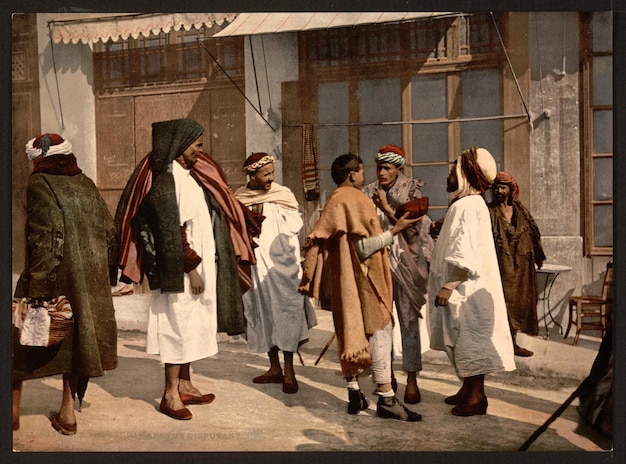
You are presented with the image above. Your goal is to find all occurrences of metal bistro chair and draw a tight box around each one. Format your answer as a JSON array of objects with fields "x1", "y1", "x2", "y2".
[{"x1": 565, "y1": 261, "x2": 613, "y2": 346}]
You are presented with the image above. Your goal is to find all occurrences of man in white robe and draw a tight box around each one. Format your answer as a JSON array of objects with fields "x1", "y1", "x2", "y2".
[
  {"x1": 234, "y1": 153, "x2": 317, "y2": 394},
  {"x1": 132, "y1": 119, "x2": 231, "y2": 420},
  {"x1": 428, "y1": 147, "x2": 515, "y2": 416}
]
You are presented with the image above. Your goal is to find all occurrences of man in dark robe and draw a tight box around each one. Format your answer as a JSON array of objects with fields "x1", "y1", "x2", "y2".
[
  {"x1": 13, "y1": 133, "x2": 118, "y2": 434},
  {"x1": 488, "y1": 171, "x2": 546, "y2": 357}
]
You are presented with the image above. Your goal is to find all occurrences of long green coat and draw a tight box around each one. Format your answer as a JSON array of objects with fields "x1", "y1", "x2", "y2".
[{"x1": 14, "y1": 154, "x2": 118, "y2": 380}]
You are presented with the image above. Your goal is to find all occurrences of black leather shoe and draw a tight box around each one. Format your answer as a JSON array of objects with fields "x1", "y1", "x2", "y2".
[
  {"x1": 377, "y1": 395, "x2": 422, "y2": 421},
  {"x1": 347, "y1": 389, "x2": 369, "y2": 414}
]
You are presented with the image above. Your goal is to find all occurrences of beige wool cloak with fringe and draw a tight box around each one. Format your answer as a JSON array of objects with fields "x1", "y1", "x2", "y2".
[{"x1": 299, "y1": 186, "x2": 393, "y2": 375}]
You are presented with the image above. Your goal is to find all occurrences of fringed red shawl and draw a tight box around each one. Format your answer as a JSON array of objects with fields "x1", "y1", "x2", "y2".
[{"x1": 114, "y1": 151, "x2": 260, "y2": 293}]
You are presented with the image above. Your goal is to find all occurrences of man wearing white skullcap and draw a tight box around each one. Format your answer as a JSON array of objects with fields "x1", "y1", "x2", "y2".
[{"x1": 428, "y1": 147, "x2": 515, "y2": 417}]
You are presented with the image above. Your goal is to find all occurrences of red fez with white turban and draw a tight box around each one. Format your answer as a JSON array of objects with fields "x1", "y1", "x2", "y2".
[{"x1": 25, "y1": 133, "x2": 73, "y2": 160}]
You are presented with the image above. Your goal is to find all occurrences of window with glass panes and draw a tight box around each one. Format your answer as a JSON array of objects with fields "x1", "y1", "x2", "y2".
[
  {"x1": 301, "y1": 13, "x2": 506, "y2": 220},
  {"x1": 93, "y1": 24, "x2": 243, "y2": 93},
  {"x1": 582, "y1": 11, "x2": 613, "y2": 254}
]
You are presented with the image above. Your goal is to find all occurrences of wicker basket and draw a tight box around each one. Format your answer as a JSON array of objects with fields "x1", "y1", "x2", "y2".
[
  {"x1": 47, "y1": 315, "x2": 75, "y2": 346},
  {"x1": 12, "y1": 296, "x2": 74, "y2": 347}
]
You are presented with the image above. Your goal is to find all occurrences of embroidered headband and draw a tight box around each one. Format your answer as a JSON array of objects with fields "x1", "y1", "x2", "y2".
[{"x1": 243, "y1": 152, "x2": 275, "y2": 174}]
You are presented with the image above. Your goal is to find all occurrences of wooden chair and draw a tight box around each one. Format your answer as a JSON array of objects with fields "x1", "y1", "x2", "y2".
[{"x1": 565, "y1": 262, "x2": 613, "y2": 345}]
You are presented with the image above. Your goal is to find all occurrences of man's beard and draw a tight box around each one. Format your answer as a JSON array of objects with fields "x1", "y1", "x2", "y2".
[{"x1": 494, "y1": 193, "x2": 510, "y2": 204}]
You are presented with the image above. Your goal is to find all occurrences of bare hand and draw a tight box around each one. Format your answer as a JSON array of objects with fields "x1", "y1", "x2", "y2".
[
  {"x1": 189, "y1": 269, "x2": 205, "y2": 295},
  {"x1": 372, "y1": 190, "x2": 394, "y2": 217},
  {"x1": 434, "y1": 287, "x2": 453, "y2": 307},
  {"x1": 430, "y1": 220, "x2": 443, "y2": 239},
  {"x1": 390, "y1": 212, "x2": 420, "y2": 235}
]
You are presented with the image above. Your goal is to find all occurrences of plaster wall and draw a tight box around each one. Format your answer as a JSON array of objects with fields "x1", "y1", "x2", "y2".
[
  {"x1": 527, "y1": 12, "x2": 585, "y2": 324},
  {"x1": 36, "y1": 14, "x2": 97, "y2": 183},
  {"x1": 528, "y1": 12, "x2": 581, "y2": 241},
  {"x1": 243, "y1": 32, "x2": 299, "y2": 185},
  {"x1": 528, "y1": 11, "x2": 581, "y2": 239}
]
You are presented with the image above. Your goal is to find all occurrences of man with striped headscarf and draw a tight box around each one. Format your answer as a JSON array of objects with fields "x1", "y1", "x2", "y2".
[
  {"x1": 428, "y1": 147, "x2": 515, "y2": 417},
  {"x1": 363, "y1": 144, "x2": 434, "y2": 405},
  {"x1": 488, "y1": 171, "x2": 546, "y2": 357}
]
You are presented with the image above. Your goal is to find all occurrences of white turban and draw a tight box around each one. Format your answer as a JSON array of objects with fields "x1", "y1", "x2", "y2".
[
  {"x1": 450, "y1": 147, "x2": 497, "y2": 204},
  {"x1": 25, "y1": 133, "x2": 73, "y2": 160},
  {"x1": 474, "y1": 147, "x2": 497, "y2": 184}
]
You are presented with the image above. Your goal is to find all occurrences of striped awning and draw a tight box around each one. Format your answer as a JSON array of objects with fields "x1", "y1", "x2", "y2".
[
  {"x1": 48, "y1": 13, "x2": 237, "y2": 44},
  {"x1": 213, "y1": 12, "x2": 456, "y2": 37}
]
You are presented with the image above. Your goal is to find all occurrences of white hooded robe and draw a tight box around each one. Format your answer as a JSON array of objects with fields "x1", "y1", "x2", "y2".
[{"x1": 428, "y1": 194, "x2": 515, "y2": 377}]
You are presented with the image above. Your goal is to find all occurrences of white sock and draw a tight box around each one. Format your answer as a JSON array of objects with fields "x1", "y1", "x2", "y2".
[
  {"x1": 347, "y1": 381, "x2": 360, "y2": 391},
  {"x1": 379, "y1": 389, "x2": 395, "y2": 398}
]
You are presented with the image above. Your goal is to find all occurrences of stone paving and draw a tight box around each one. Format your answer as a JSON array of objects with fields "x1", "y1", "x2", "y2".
[{"x1": 10, "y1": 293, "x2": 611, "y2": 455}]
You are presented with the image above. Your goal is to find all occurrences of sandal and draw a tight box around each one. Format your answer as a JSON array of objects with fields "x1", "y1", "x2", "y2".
[
  {"x1": 50, "y1": 413, "x2": 77, "y2": 435},
  {"x1": 112, "y1": 286, "x2": 134, "y2": 297},
  {"x1": 514, "y1": 346, "x2": 534, "y2": 357}
]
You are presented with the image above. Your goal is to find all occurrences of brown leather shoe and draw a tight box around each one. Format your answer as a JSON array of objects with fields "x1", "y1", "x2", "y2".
[
  {"x1": 514, "y1": 346, "x2": 534, "y2": 357},
  {"x1": 404, "y1": 383, "x2": 421, "y2": 404},
  {"x1": 444, "y1": 392, "x2": 467, "y2": 405},
  {"x1": 282, "y1": 377, "x2": 299, "y2": 394},
  {"x1": 451, "y1": 397, "x2": 488, "y2": 416},
  {"x1": 179, "y1": 392, "x2": 215, "y2": 405},
  {"x1": 159, "y1": 398, "x2": 192, "y2": 420}
]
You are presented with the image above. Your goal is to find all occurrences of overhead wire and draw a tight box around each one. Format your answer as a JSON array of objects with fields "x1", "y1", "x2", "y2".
[
  {"x1": 249, "y1": 36, "x2": 263, "y2": 114},
  {"x1": 261, "y1": 35, "x2": 272, "y2": 109},
  {"x1": 198, "y1": 38, "x2": 277, "y2": 132},
  {"x1": 534, "y1": 13, "x2": 546, "y2": 111},
  {"x1": 490, "y1": 12, "x2": 531, "y2": 123},
  {"x1": 47, "y1": 22, "x2": 65, "y2": 130}
]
